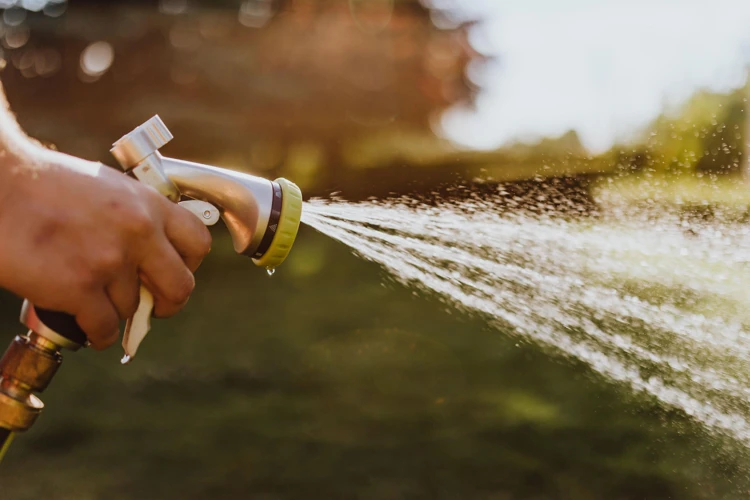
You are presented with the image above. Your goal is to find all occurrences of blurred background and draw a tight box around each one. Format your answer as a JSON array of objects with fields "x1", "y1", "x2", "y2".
[{"x1": 3, "y1": 0, "x2": 750, "y2": 498}]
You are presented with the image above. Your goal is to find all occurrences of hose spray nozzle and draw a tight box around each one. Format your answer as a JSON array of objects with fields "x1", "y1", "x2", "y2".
[{"x1": 110, "y1": 116, "x2": 303, "y2": 361}]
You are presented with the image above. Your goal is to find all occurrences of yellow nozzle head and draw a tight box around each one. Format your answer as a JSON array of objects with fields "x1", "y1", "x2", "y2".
[{"x1": 252, "y1": 178, "x2": 303, "y2": 269}]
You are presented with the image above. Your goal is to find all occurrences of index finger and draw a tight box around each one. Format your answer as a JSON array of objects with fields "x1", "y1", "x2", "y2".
[{"x1": 162, "y1": 199, "x2": 212, "y2": 272}]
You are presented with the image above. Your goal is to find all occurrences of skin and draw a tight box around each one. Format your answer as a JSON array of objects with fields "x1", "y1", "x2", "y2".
[{"x1": 0, "y1": 87, "x2": 211, "y2": 350}]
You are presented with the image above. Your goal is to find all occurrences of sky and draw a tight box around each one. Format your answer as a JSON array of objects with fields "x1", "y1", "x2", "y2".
[{"x1": 437, "y1": 0, "x2": 750, "y2": 153}]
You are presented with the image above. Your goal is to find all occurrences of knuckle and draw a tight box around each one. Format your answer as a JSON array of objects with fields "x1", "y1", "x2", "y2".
[
  {"x1": 93, "y1": 248, "x2": 125, "y2": 276},
  {"x1": 126, "y1": 207, "x2": 157, "y2": 238},
  {"x1": 165, "y1": 272, "x2": 194, "y2": 304},
  {"x1": 75, "y1": 271, "x2": 100, "y2": 293}
]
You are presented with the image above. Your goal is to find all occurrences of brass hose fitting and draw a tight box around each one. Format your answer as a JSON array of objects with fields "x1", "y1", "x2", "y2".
[{"x1": 0, "y1": 330, "x2": 66, "y2": 461}]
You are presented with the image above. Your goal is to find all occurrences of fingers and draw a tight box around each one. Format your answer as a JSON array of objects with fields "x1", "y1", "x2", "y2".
[
  {"x1": 73, "y1": 244, "x2": 188, "y2": 350},
  {"x1": 162, "y1": 199, "x2": 212, "y2": 272},
  {"x1": 105, "y1": 270, "x2": 141, "y2": 320},
  {"x1": 75, "y1": 293, "x2": 120, "y2": 351},
  {"x1": 139, "y1": 236, "x2": 196, "y2": 318},
  {"x1": 72, "y1": 193, "x2": 211, "y2": 346}
]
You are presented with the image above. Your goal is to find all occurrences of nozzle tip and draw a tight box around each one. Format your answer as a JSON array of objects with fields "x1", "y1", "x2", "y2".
[{"x1": 252, "y1": 178, "x2": 302, "y2": 269}]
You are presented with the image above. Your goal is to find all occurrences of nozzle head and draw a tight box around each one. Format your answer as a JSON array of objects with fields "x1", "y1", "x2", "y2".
[{"x1": 252, "y1": 178, "x2": 303, "y2": 269}]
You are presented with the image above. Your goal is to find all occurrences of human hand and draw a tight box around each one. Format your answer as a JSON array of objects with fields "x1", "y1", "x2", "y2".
[{"x1": 0, "y1": 144, "x2": 211, "y2": 350}]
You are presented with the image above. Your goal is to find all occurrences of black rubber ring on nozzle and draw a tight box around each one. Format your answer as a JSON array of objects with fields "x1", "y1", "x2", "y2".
[{"x1": 251, "y1": 181, "x2": 283, "y2": 259}]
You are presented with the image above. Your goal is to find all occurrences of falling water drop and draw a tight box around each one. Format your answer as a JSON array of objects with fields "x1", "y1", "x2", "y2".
[{"x1": 266, "y1": 267, "x2": 276, "y2": 277}]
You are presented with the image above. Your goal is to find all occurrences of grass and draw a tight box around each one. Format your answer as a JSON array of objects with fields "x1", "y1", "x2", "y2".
[{"x1": 0, "y1": 227, "x2": 749, "y2": 499}]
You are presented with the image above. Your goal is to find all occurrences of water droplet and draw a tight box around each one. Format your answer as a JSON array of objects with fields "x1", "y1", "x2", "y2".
[
  {"x1": 202, "y1": 210, "x2": 212, "y2": 219},
  {"x1": 266, "y1": 267, "x2": 275, "y2": 276}
]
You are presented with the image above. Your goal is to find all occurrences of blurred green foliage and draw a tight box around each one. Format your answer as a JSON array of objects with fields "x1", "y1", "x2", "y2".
[
  {"x1": 589, "y1": 79, "x2": 750, "y2": 208},
  {"x1": 604, "y1": 80, "x2": 749, "y2": 178}
]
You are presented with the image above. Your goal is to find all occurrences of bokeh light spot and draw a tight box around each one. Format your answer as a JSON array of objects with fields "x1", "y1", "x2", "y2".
[
  {"x1": 238, "y1": 0, "x2": 273, "y2": 28},
  {"x1": 80, "y1": 41, "x2": 114, "y2": 78},
  {"x1": 4, "y1": 25, "x2": 30, "y2": 49},
  {"x1": 35, "y1": 48, "x2": 61, "y2": 77},
  {"x1": 3, "y1": 7, "x2": 26, "y2": 27},
  {"x1": 159, "y1": 0, "x2": 188, "y2": 15},
  {"x1": 43, "y1": 0, "x2": 68, "y2": 18},
  {"x1": 21, "y1": 0, "x2": 49, "y2": 12}
]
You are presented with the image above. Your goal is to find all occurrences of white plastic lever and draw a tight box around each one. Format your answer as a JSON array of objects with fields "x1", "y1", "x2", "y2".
[
  {"x1": 120, "y1": 288, "x2": 153, "y2": 364},
  {"x1": 176, "y1": 200, "x2": 221, "y2": 226},
  {"x1": 120, "y1": 200, "x2": 219, "y2": 364}
]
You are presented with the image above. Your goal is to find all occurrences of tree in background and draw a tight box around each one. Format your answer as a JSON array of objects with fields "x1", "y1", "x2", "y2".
[{"x1": 2, "y1": 0, "x2": 482, "y2": 195}]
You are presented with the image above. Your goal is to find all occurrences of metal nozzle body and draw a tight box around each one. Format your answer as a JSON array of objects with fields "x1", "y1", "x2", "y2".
[
  {"x1": 159, "y1": 156, "x2": 274, "y2": 257},
  {"x1": 109, "y1": 115, "x2": 297, "y2": 363},
  {"x1": 110, "y1": 115, "x2": 276, "y2": 258}
]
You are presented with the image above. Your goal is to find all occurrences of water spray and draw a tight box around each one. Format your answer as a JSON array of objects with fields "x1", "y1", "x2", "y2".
[
  {"x1": 302, "y1": 197, "x2": 750, "y2": 448},
  {"x1": 0, "y1": 116, "x2": 303, "y2": 462}
]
